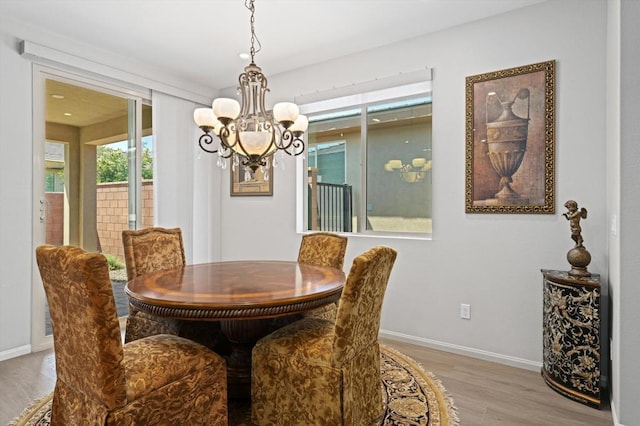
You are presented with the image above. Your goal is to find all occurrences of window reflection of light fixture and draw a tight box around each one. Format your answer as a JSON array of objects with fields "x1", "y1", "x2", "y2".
[
  {"x1": 384, "y1": 158, "x2": 432, "y2": 183},
  {"x1": 193, "y1": 0, "x2": 308, "y2": 174}
]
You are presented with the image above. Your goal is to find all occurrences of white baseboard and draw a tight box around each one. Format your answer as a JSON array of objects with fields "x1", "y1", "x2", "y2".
[
  {"x1": 379, "y1": 329, "x2": 542, "y2": 372},
  {"x1": 0, "y1": 344, "x2": 31, "y2": 362},
  {"x1": 31, "y1": 339, "x2": 53, "y2": 353},
  {"x1": 610, "y1": 398, "x2": 627, "y2": 426}
]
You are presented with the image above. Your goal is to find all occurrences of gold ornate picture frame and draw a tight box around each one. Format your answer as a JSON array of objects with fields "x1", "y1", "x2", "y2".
[
  {"x1": 465, "y1": 60, "x2": 555, "y2": 213},
  {"x1": 230, "y1": 160, "x2": 273, "y2": 196}
]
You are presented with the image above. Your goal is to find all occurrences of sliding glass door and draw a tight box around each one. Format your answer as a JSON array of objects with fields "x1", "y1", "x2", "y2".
[{"x1": 31, "y1": 66, "x2": 152, "y2": 350}]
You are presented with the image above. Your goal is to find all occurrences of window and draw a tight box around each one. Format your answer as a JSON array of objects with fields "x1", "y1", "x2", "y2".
[
  {"x1": 45, "y1": 142, "x2": 65, "y2": 192},
  {"x1": 301, "y1": 83, "x2": 432, "y2": 236}
]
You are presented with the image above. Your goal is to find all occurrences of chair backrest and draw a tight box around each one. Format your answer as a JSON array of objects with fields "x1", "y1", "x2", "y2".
[
  {"x1": 122, "y1": 227, "x2": 186, "y2": 281},
  {"x1": 332, "y1": 246, "x2": 397, "y2": 365},
  {"x1": 297, "y1": 232, "x2": 348, "y2": 270},
  {"x1": 35, "y1": 245, "x2": 127, "y2": 409}
]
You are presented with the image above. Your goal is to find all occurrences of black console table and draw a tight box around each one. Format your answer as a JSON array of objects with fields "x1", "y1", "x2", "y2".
[{"x1": 541, "y1": 269, "x2": 601, "y2": 408}]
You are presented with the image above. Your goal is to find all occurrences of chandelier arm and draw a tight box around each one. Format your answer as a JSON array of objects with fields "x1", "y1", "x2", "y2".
[
  {"x1": 288, "y1": 136, "x2": 305, "y2": 156},
  {"x1": 258, "y1": 79, "x2": 269, "y2": 121},
  {"x1": 278, "y1": 130, "x2": 305, "y2": 156},
  {"x1": 246, "y1": 68, "x2": 269, "y2": 122},
  {"x1": 239, "y1": 74, "x2": 250, "y2": 118},
  {"x1": 198, "y1": 133, "x2": 219, "y2": 154},
  {"x1": 251, "y1": 82, "x2": 261, "y2": 119},
  {"x1": 277, "y1": 129, "x2": 294, "y2": 150},
  {"x1": 263, "y1": 129, "x2": 276, "y2": 158},
  {"x1": 218, "y1": 127, "x2": 239, "y2": 158},
  {"x1": 219, "y1": 149, "x2": 234, "y2": 159},
  {"x1": 262, "y1": 119, "x2": 273, "y2": 133}
]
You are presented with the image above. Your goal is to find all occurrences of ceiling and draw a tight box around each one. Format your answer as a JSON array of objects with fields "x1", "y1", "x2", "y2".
[
  {"x1": 2, "y1": 0, "x2": 547, "y2": 93},
  {"x1": 46, "y1": 80, "x2": 128, "y2": 127}
]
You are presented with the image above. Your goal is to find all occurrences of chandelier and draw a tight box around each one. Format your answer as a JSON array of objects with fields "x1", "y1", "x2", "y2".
[
  {"x1": 193, "y1": 0, "x2": 307, "y2": 173},
  {"x1": 384, "y1": 158, "x2": 432, "y2": 184}
]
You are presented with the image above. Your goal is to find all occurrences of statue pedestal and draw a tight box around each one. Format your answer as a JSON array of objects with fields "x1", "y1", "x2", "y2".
[
  {"x1": 541, "y1": 269, "x2": 601, "y2": 408},
  {"x1": 567, "y1": 246, "x2": 591, "y2": 277}
]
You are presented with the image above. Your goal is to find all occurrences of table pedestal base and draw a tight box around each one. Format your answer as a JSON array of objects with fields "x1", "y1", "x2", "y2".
[{"x1": 221, "y1": 318, "x2": 269, "y2": 399}]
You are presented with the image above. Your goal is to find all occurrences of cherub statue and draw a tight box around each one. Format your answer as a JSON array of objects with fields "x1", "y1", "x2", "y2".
[{"x1": 563, "y1": 200, "x2": 588, "y2": 248}]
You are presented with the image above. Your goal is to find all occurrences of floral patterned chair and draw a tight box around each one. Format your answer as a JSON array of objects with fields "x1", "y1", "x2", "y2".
[
  {"x1": 36, "y1": 245, "x2": 228, "y2": 425},
  {"x1": 297, "y1": 232, "x2": 348, "y2": 320},
  {"x1": 122, "y1": 227, "x2": 185, "y2": 342},
  {"x1": 252, "y1": 245, "x2": 397, "y2": 426},
  {"x1": 122, "y1": 227, "x2": 220, "y2": 350}
]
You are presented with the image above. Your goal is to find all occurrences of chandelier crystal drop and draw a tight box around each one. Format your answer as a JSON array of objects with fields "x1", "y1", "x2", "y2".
[{"x1": 193, "y1": 0, "x2": 307, "y2": 173}]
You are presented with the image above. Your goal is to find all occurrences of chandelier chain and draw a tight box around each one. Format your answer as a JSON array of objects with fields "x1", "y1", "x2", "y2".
[{"x1": 246, "y1": 0, "x2": 261, "y2": 63}]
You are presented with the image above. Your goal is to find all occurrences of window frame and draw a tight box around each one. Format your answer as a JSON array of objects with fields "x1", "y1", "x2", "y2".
[{"x1": 296, "y1": 81, "x2": 433, "y2": 239}]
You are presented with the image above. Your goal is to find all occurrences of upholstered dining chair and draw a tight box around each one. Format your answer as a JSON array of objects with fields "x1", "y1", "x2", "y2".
[
  {"x1": 123, "y1": 227, "x2": 223, "y2": 351},
  {"x1": 36, "y1": 244, "x2": 228, "y2": 426},
  {"x1": 297, "y1": 231, "x2": 348, "y2": 320},
  {"x1": 122, "y1": 227, "x2": 186, "y2": 343},
  {"x1": 252, "y1": 245, "x2": 397, "y2": 426},
  {"x1": 297, "y1": 231, "x2": 348, "y2": 269}
]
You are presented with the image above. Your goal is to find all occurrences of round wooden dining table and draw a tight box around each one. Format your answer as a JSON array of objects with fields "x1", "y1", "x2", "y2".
[{"x1": 125, "y1": 260, "x2": 346, "y2": 399}]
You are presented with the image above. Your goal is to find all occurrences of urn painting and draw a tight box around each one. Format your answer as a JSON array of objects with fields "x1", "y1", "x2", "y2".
[
  {"x1": 485, "y1": 88, "x2": 530, "y2": 202},
  {"x1": 465, "y1": 60, "x2": 555, "y2": 214}
]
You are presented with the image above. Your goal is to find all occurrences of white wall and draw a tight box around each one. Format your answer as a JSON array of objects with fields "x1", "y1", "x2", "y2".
[
  {"x1": 613, "y1": 1, "x2": 640, "y2": 424},
  {"x1": 0, "y1": 33, "x2": 34, "y2": 358},
  {"x1": 222, "y1": 0, "x2": 608, "y2": 365},
  {"x1": 606, "y1": 0, "x2": 622, "y2": 421},
  {"x1": 152, "y1": 91, "x2": 222, "y2": 265}
]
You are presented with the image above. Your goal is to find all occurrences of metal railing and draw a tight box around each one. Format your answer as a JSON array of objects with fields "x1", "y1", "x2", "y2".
[{"x1": 309, "y1": 182, "x2": 352, "y2": 232}]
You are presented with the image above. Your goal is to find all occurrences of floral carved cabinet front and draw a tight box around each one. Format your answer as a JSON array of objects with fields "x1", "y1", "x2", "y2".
[{"x1": 541, "y1": 269, "x2": 601, "y2": 408}]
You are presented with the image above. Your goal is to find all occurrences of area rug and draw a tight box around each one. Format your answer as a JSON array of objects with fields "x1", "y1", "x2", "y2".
[{"x1": 9, "y1": 345, "x2": 459, "y2": 425}]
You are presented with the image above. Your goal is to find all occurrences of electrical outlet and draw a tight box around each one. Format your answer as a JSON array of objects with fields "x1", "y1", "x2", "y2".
[{"x1": 460, "y1": 303, "x2": 471, "y2": 319}]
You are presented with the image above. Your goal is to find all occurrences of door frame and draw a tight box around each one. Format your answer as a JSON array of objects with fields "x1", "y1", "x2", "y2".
[{"x1": 31, "y1": 65, "x2": 150, "y2": 351}]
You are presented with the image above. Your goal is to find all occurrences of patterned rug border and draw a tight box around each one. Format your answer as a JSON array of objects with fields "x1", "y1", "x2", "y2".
[
  {"x1": 381, "y1": 345, "x2": 460, "y2": 426},
  {"x1": 9, "y1": 345, "x2": 459, "y2": 426},
  {"x1": 8, "y1": 393, "x2": 52, "y2": 426}
]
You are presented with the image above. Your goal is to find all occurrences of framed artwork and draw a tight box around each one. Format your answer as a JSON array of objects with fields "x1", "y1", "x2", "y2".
[
  {"x1": 230, "y1": 159, "x2": 273, "y2": 196},
  {"x1": 465, "y1": 60, "x2": 555, "y2": 213}
]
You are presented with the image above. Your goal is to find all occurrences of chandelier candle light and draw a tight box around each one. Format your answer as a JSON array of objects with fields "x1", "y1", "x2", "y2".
[{"x1": 193, "y1": 0, "x2": 308, "y2": 176}]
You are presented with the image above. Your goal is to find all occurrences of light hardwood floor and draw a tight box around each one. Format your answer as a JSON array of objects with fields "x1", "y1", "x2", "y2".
[
  {"x1": 380, "y1": 338, "x2": 612, "y2": 426},
  {"x1": 0, "y1": 337, "x2": 613, "y2": 425}
]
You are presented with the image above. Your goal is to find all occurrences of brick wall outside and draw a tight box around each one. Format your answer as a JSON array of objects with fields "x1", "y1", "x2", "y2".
[
  {"x1": 45, "y1": 181, "x2": 154, "y2": 262},
  {"x1": 97, "y1": 180, "x2": 154, "y2": 262},
  {"x1": 45, "y1": 193, "x2": 64, "y2": 246}
]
